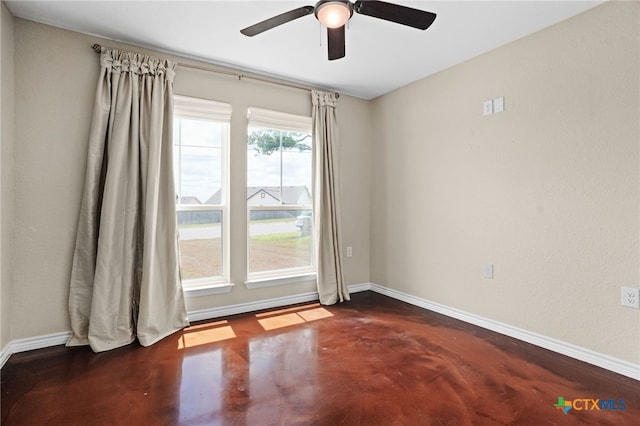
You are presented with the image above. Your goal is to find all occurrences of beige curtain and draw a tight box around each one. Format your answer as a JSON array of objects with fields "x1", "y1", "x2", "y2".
[
  {"x1": 67, "y1": 47, "x2": 188, "y2": 352},
  {"x1": 312, "y1": 90, "x2": 350, "y2": 305}
]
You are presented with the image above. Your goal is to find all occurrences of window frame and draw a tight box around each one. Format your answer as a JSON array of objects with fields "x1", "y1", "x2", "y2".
[
  {"x1": 245, "y1": 107, "x2": 316, "y2": 286},
  {"x1": 174, "y1": 95, "x2": 233, "y2": 294}
]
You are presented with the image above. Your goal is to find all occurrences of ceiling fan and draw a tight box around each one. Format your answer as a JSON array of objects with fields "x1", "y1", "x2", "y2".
[{"x1": 240, "y1": 0, "x2": 437, "y2": 61}]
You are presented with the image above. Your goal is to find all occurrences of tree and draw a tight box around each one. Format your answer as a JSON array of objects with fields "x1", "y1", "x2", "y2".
[{"x1": 248, "y1": 129, "x2": 311, "y2": 156}]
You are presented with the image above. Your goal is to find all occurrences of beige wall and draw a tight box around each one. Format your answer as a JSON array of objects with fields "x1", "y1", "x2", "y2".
[
  {"x1": 370, "y1": 1, "x2": 640, "y2": 364},
  {"x1": 335, "y1": 94, "x2": 371, "y2": 286},
  {"x1": 8, "y1": 18, "x2": 371, "y2": 339},
  {"x1": 1, "y1": 1, "x2": 15, "y2": 349}
]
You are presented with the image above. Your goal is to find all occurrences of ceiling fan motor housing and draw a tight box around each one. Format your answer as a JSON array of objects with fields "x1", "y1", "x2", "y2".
[{"x1": 314, "y1": 0, "x2": 354, "y2": 28}]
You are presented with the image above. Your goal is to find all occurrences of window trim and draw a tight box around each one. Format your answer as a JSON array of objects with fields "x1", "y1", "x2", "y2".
[
  {"x1": 244, "y1": 272, "x2": 316, "y2": 289},
  {"x1": 183, "y1": 281, "x2": 235, "y2": 298}
]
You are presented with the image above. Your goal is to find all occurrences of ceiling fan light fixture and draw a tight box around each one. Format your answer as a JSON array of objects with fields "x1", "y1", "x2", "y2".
[{"x1": 315, "y1": 1, "x2": 353, "y2": 28}]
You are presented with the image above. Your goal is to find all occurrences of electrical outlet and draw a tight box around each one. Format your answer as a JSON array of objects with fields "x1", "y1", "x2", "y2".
[
  {"x1": 621, "y1": 287, "x2": 639, "y2": 308},
  {"x1": 483, "y1": 263, "x2": 494, "y2": 279},
  {"x1": 346, "y1": 246, "x2": 353, "y2": 258}
]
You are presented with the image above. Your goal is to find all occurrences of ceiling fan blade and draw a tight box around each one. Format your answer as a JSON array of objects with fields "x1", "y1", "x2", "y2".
[
  {"x1": 354, "y1": 0, "x2": 436, "y2": 30},
  {"x1": 241, "y1": 6, "x2": 315, "y2": 36},
  {"x1": 327, "y1": 25, "x2": 346, "y2": 60}
]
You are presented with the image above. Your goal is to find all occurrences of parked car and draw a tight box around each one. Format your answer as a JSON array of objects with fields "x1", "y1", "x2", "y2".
[{"x1": 295, "y1": 211, "x2": 312, "y2": 234}]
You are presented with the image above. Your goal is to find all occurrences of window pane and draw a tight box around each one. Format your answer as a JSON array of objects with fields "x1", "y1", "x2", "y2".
[
  {"x1": 181, "y1": 146, "x2": 220, "y2": 205},
  {"x1": 175, "y1": 118, "x2": 223, "y2": 205},
  {"x1": 179, "y1": 118, "x2": 223, "y2": 148},
  {"x1": 174, "y1": 98, "x2": 230, "y2": 284},
  {"x1": 247, "y1": 120, "x2": 313, "y2": 277},
  {"x1": 248, "y1": 210, "x2": 313, "y2": 274},
  {"x1": 282, "y1": 135, "x2": 312, "y2": 202},
  {"x1": 246, "y1": 128, "x2": 312, "y2": 199},
  {"x1": 178, "y1": 211, "x2": 222, "y2": 279},
  {"x1": 247, "y1": 147, "x2": 280, "y2": 187}
]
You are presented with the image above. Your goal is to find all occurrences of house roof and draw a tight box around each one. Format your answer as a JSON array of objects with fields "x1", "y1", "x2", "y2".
[
  {"x1": 178, "y1": 196, "x2": 202, "y2": 205},
  {"x1": 247, "y1": 186, "x2": 310, "y2": 205},
  {"x1": 205, "y1": 186, "x2": 310, "y2": 205}
]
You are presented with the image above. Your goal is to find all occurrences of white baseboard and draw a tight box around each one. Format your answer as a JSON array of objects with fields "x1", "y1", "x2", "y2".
[
  {"x1": 0, "y1": 343, "x2": 12, "y2": 368},
  {"x1": 366, "y1": 282, "x2": 640, "y2": 381},
  {"x1": 0, "y1": 331, "x2": 71, "y2": 368},
  {"x1": 10, "y1": 331, "x2": 71, "y2": 353},
  {"x1": 346, "y1": 282, "x2": 371, "y2": 294},
  {"x1": 188, "y1": 283, "x2": 368, "y2": 322},
  {"x1": 2, "y1": 283, "x2": 638, "y2": 381}
]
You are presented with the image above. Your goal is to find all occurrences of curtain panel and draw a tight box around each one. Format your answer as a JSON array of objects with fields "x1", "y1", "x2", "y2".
[
  {"x1": 67, "y1": 47, "x2": 188, "y2": 352},
  {"x1": 312, "y1": 90, "x2": 350, "y2": 305}
]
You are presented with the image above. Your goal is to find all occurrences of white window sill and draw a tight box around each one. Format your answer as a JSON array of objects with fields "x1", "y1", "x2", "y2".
[
  {"x1": 183, "y1": 282, "x2": 235, "y2": 298},
  {"x1": 244, "y1": 273, "x2": 317, "y2": 289}
]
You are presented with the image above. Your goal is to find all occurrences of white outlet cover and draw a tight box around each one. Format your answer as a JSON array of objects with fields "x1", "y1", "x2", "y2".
[
  {"x1": 483, "y1": 100, "x2": 493, "y2": 115},
  {"x1": 621, "y1": 287, "x2": 639, "y2": 308},
  {"x1": 483, "y1": 263, "x2": 494, "y2": 279},
  {"x1": 493, "y1": 97, "x2": 505, "y2": 113}
]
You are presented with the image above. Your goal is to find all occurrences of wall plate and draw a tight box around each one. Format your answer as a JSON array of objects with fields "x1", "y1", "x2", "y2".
[{"x1": 483, "y1": 100, "x2": 493, "y2": 115}]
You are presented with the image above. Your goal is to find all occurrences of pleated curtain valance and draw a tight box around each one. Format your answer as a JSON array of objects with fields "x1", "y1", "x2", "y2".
[{"x1": 98, "y1": 47, "x2": 176, "y2": 80}]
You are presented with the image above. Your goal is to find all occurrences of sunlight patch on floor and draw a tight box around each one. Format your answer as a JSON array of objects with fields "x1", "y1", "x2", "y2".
[
  {"x1": 257, "y1": 304, "x2": 334, "y2": 331},
  {"x1": 178, "y1": 320, "x2": 237, "y2": 349}
]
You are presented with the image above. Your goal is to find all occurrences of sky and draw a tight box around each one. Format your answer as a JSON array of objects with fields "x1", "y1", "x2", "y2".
[{"x1": 174, "y1": 118, "x2": 312, "y2": 204}]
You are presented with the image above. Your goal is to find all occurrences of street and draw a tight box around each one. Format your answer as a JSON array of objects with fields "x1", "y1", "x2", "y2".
[{"x1": 178, "y1": 220, "x2": 298, "y2": 240}]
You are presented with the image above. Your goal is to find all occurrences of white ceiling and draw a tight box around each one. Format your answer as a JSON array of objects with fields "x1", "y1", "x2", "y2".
[{"x1": 6, "y1": 0, "x2": 604, "y2": 99}]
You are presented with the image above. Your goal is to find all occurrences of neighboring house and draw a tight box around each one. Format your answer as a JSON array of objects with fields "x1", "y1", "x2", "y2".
[
  {"x1": 247, "y1": 186, "x2": 311, "y2": 206},
  {"x1": 246, "y1": 187, "x2": 281, "y2": 206},
  {"x1": 204, "y1": 186, "x2": 311, "y2": 222},
  {"x1": 178, "y1": 196, "x2": 202, "y2": 205},
  {"x1": 178, "y1": 186, "x2": 312, "y2": 225},
  {"x1": 204, "y1": 192, "x2": 220, "y2": 205},
  {"x1": 246, "y1": 186, "x2": 311, "y2": 220},
  {"x1": 206, "y1": 186, "x2": 311, "y2": 206}
]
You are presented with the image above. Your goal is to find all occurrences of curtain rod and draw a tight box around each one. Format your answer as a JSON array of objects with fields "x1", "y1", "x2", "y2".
[{"x1": 91, "y1": 43, "x2": 338, "y2": 97}]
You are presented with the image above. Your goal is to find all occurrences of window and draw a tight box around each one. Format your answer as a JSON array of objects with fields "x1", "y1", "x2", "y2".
[
  {"x1": 246, "y1": 108, "x2": 314, "y2": 283},
  {"x1": 173, "y1": 96, "x2": 231, "y2": 289}
]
